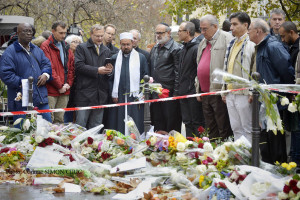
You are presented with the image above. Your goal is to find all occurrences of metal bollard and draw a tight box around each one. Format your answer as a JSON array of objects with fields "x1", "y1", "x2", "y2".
[
  {"x1": 143, "y1": 75, "x2": 151, "y2": 134},
  {"x1": 251, "y1": 72, "x2": 261, "y2": 167},
  {"x1": 27, "y1": 76, "x2": 34, "y2": 111}
]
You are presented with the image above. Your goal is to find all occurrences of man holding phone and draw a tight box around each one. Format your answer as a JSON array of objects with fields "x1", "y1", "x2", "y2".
[{"x1": 74, "y1": 24, "x2": 113, "y2": 129}]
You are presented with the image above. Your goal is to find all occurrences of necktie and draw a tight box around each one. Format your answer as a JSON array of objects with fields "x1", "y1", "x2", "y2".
[{"x1": 96, "y1": 46, "x2": 99, "y2": 56}]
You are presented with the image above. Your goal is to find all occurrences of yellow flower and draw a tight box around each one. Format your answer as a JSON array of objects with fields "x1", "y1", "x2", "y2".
[
  {"x1": 199, "y1": 175, "x2": 205, "y2": 188},
  {"x1": 174, "y1": 132, "x2": 187, "y2": 143},
  {"x1": 168, "y1": 136, "x2": 174, "y2": 142},
  {"x1": 286, "y1": 165, "x2": 292, "y2": 171},
  {"x1": 275, "y1": 161, "x2": 280, "y2": 166},
  {"x1": 289, "y1": 162, "x2": 297, "y2": 168},
  {"x1": 281, "y1": 163, "x2": 288, "y2": 168}
]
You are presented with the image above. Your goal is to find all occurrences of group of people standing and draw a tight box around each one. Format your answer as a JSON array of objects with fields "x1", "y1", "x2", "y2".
[{"x1": 0, "y1": 9, "x2": 299, "y2": 166}]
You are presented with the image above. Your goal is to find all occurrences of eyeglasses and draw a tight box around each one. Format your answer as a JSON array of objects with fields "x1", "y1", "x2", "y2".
[
  {"x1": 155, "y1": 31, "x2": 166, "y2": 35},
  {"x1": 178, "y1": 29, "x2": 187, "y2": 33},
  {"x1": 22, "y1": 29, "x2": 33, "y2": 34}
]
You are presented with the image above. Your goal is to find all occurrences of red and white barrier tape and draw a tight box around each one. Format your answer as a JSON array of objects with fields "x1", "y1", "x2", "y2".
[
  {"x1": 0, "y1": 88, "x2": 247, "y2": 117},
  {"x1": 267, "y1": 88, "x2": 300, "y2": 94}
]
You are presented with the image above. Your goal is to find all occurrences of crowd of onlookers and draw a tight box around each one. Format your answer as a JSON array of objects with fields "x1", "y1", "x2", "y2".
[{"x1": 0, "y1": 8, "x2": 299, "y2": 166}]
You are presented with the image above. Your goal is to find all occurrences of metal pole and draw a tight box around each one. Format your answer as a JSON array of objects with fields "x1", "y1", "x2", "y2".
[
  {"x1": 251, "y1": 72, "x2": 261, "y2": 167},
  {"x1": 27, "y1": 76, "x2": 34, "y2": 111},
  {"x1": 143, "y1": 75, "x2": 151, "y2": 134}
]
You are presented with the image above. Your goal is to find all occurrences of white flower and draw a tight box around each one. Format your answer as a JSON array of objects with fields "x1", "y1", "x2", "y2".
[
  {"x1": 48, "y1": 132, "x2": 56, "y2": 138},
  {"x1": 196, "y1": 165, "x2": 207, "y2": 175},
  {"x1": 176, "y1": 153, "x2": 188, "y2": 162},
  {"x1": 289, "y1": 190, "x2": 296, "y2": 198},
  {"x1": 251, "y1": 182, "x2": 271, "y2": 196},
  {"x1": 81, "y1": 147, "x2": 93, "y2": 155},
  {"x1": 92, "y1": 141, "x2": 99, "y2": 149},
  {"x1": 297, "y1": 181, "x2": 300, "y2": 189},
  {"x1": 149, "y1": 152, "x2": 158, "y2": 161},
  {"x1": 185, "y1": 141, "x2": 193, "y2": 148},
  {"x1": 101, "y1": 141, "x2": 110, "y2": 152},
  {"x1": 126, "y1": 120, "x2": 135, "y2": 128},
  {"x1": 234, "y1": 139, "x2": 244, "y2": 147},
  {"x1": 61, "y1": 136, "x2": 71, "y2": 146},
  {"x1": 150, "y1": 136, "x2": 157, "y2": 146},
  {"x1": 73, "y1": 142, "x2": 80, "y2": 149},
  {"x1": 35, "y1": 135, "x2": 44, "y2": 143},
  {"x1": 207, "y1": 165, "x2": 217, "y2": 172},
  {"x1": 277, "y1": 117, "x2": 283, "y2": 131},
  {"x1": 266, "y1": 117, "x2": 277, "y2": 133},
  {"x1": 208, "y1": 172, "x2": 221, "y2": 179},
  {"x1": 13, "y1": 118, "x2": 23, "y2": 126},
  {"x1": 278, "y1": 192, "x2": 289, "y2": 200},
  {"x1": 203, "y1": 142, "x2": 213, "y2": 152},
  {"x1": 288, "y1": 103, "x2": 298, "y2": 113},
  {"x1": 176, "y1": 142, "x2": 185, "y2": 151},
  {"x1": 24, "y1": 136, "x2": 30, "y2": 141},
  {"x1": 0, "y1": 126, "x2": 9, "y2": 131},
  {"x1": 281, "y1": 97, "x2": 290, "y2": 106}
]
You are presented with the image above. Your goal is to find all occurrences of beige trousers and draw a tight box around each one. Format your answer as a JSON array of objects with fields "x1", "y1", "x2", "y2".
[{"x1": 48, "y1": 95, "x2": 69, "y2": 123}]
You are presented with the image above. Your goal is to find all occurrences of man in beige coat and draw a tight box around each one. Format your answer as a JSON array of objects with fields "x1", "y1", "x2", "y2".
[{"x1": 196, "y1": 15, "x2": 233, "y2": 140}]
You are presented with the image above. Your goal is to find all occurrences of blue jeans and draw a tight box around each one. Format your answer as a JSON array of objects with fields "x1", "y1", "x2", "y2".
[
  {"x1": 13, "y1": 104, "x2": 52, "y2": 128},
  {"x1": 291, "y1": 118, "x2": 300, "y2": 165}
]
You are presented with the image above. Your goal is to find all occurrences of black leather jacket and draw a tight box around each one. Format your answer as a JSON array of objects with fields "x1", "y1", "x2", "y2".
[{"x1": 149, "y1": 38, "x2": 181, "y2": 92}]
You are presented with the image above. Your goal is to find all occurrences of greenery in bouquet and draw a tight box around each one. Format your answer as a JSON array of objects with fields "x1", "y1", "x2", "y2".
[
  {"x1": 278, "y1": 174, "x2": 300, "y2": 200},
  {"x1": 275, "y1": 161, "x2": 297, "y2": 176}
]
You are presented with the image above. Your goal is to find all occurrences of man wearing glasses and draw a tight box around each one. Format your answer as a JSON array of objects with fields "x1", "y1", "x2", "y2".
[
  {"x1": 0, "y1": 23, "x2": 52, "y2": 123},
  {"x1": 103, "y1": 24, "x2": 119, "y2": 55},
  {"x1": 195, "y1": 15, "x2": 233, "y2": 140},
  {"x1": 149, "y1": 23, "x2": 182, "y2": 133}
]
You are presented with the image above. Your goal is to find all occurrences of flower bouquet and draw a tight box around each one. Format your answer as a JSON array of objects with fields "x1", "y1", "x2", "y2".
[
  {"x1": 275, "y1": 161, "x2": 297, "y2": 176},
  {"x1": 278, "y1": 174, "x2": 300, "y2": 200}
]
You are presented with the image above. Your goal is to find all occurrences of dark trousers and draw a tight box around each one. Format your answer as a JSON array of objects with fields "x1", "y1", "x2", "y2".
[
  {"x1": 260, "y1": 129, "x2": 287, "y2": 164},
  {"x1": 180, "y1": 97, "x2": 205, "y2": 137},
  {"x1": 151, "y1": 99, "x2": 182, "y2": 133},
  {"x1": 201, "y1": 95, "x2": 233, "y2": 140}
]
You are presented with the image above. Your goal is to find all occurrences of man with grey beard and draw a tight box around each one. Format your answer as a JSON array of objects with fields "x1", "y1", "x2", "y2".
[{"x1": 149, "y1": 23, "x2": 182, "y2": 133}]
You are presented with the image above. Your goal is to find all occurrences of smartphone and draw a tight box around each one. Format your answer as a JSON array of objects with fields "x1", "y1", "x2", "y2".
[{"x1": 104, "y1": 58, "x2": 112, "y2": 66}]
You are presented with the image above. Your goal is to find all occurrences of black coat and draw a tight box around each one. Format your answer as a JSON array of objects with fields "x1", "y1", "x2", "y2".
[
  {"x1": 175, "y1": 38, "x2": 200, "y2": 95},
  {"x1": 106, "y1": 43, "x2": 119, "y2": 55},
  {"x1": 74, "y1": 38, "x2": 111, "y2": 106},
  {"x1": 149, "y1": 38, "x2": 181, "y2": 92},
  {"x1": 135, "y1": 46, "x2": 150, "y2": 73}
]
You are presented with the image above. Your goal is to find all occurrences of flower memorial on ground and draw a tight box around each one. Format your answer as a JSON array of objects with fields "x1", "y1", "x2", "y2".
[{"x1": 0, "y1": 115, "x2": 299, "y2": 199}]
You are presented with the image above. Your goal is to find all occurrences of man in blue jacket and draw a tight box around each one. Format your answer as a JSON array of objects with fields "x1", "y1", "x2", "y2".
[
  {"x1": 249, "y1": 18, "x2": 295, "y2": 164},
  {"x1": 0, "y1": 23, "x2": 52, "y2": 122}
]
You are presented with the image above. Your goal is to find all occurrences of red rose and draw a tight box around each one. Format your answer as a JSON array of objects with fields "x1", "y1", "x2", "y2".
[
  {"x1": 107, "y1": 135, "x2": 113, "y2": 141},
  {"x1": 283, "y1": 185, "x2": 291, "y2": 193},
  {"x1": 290, "y1": 180, "x2": 298, "y2": 187},
  {"x1": 87, "y1": 137, "x2": 93, "y2": 145},
  {"x1": 0, "y1": 147, "x2": 10, "y2": 154},
  {"x1": 45, "y1": 137, "x2": 54, "y2": 145},
  {"x1": 198, "y1": 143, "x2": 204, "y2": 149},
  {"x1": 146, "y1": 140, "x2": 151, "y2": 146},
  {"x1": 158, "y1": 89, "x2": 169, "y2": 98},
  {"x1": 293, "y1": 186, "x2": 300, "y2": 194},
  {"x1": 219, "y1": 182, "x2": 227, "y2": 189},
  {"x1": 186, "y1": 137, "x2": 194, "y2": 141},
  {"x1": 207, "y1": 156, "x2": 213, "y2": 163},
  {"x1": 195, "y1": 152, "x2": 200, "y2": 159},
  {"x1": 239, "y1": 174, "x2": 247, "y2": 181},
  {"x1": 198, "y1": 126, "x2": 205, "y2": 133}
]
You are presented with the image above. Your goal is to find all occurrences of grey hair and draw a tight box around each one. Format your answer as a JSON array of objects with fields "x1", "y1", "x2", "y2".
[
  {"x1": 129, "y1": 29, "x2": 141, "y2": 40},
  {"x1": 65, "y1": 34, "x2": 83, "y2": 45},
  {"x1": 252, "y1": 18, "x2": 270, "y2": 34},
  {"x1": 270, "y1": 8, "x2": 286, "y2": 19},
  {"x1": 200, "y1": 15, "x2": 219, "y2": 28},
  {"x1": 90, "y1": 24, "x2": 104, "y2": 34}
]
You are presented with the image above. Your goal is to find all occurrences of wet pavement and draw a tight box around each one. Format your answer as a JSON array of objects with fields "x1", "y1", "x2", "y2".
[{"x1": 0, "y1": 184, "x2": 115, "y2": 200}]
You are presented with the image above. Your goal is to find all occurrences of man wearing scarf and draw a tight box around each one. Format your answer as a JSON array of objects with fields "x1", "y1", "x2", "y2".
[{"x1": 108, "y1": 32, "x2": 148, "y2": 134}]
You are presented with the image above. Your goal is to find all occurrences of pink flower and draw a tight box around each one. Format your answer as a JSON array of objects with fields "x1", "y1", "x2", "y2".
[
  {"x1": 202, "y1": 160, "x2": 208, "y2": 165},
  {"x1": 98, "y1": 141, "x2": 103, "y2": 151},
  {"x1": 162, "y1": 140, "x2": 169, "y2": 148},
  {"x1": 202, "y1": 137, "x2": 209, "y2": 142},
  {"x1": 9, "y1": 147, "x2": 17, "y2": 152}
]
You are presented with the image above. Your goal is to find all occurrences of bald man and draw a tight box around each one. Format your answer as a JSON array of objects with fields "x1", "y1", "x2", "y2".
[{"x1": 0, "y1": 23, "x2": 52, "y2": 123}]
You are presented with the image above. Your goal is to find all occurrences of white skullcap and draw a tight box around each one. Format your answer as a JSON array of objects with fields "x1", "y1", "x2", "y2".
[{"x1": 120, "y1": 32, "x2": 133, "y2": 40}]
